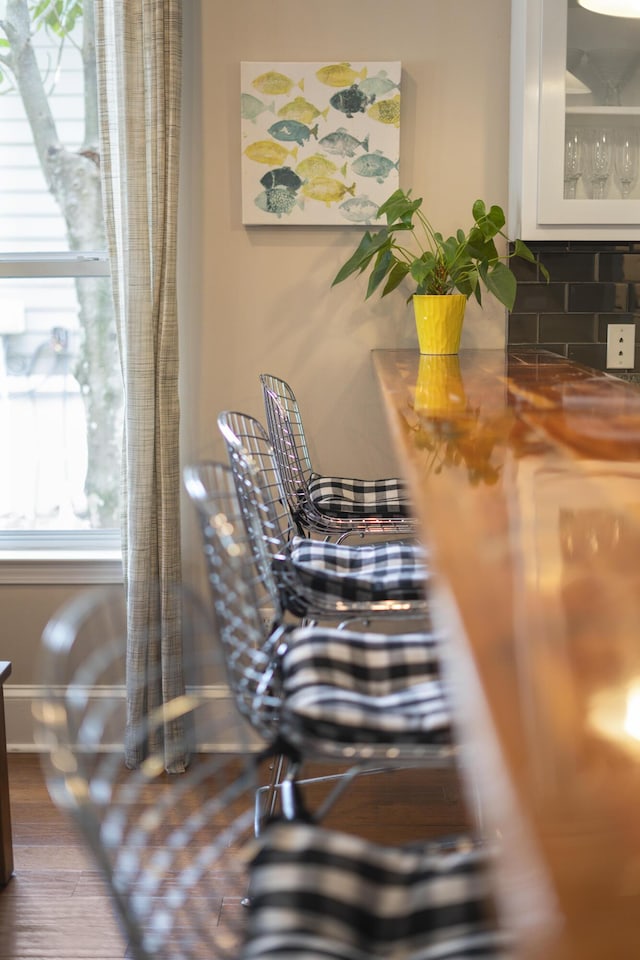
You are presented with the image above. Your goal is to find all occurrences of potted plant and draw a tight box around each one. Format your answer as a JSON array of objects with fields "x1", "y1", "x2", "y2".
[{"x1": 332, "y1": 187, "x2": 548, "y2": 354}]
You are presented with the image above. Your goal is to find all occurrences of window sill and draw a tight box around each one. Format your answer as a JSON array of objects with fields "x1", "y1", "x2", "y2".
[{"x1": 0, "y1": 550, "x2": 123, "y2": 584}]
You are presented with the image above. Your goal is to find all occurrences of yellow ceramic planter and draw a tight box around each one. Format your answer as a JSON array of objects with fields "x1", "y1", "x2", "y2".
[{"x1": 413, "y1": 294, "x2": 466, "y2": 355}]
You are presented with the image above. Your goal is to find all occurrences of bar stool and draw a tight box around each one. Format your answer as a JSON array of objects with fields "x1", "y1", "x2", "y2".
[
  {"x1": 34, "y1": 586, "x2": 508, "y2": 959},
  {"x1": 217, "y1": 410, "x2": 431, "y2": 626},
  {"x1": 260, "y1": 373, "x2": 419, "y2": 543},
  {"x1": 184, "y1": 459, "x2": 453, "y2": 827}
]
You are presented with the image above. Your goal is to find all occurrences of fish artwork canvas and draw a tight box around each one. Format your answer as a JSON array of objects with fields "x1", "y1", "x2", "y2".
[{"x1": 241, "y1": 61, "x2": 401, "y2": 225}]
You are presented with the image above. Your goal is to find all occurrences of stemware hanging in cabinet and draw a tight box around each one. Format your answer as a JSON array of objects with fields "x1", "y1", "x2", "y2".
[{"x1": 510, "y1": 0, "x2": 640, "y2": 239}]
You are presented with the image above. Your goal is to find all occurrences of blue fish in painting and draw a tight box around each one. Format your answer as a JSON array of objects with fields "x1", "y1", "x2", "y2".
[
  {"x1": 255, "y1": 186, "x2": 303, "y2": 218},
  {"x1": 358, "y1": 70, "x2": 400, "y2": 99},
  {"x1": 329, "y1": 84, "x2": 376, "y2": 118},
  {"x1": 351, "y1": 150, "x2": 399, "y2": 183},
  {"x1": 267, "y1": 120, "x2": 318, "y2": 146},
  {"x1": 318, "y1": 127, "x2": 369, "y2": 158},
  {"x1": 259, "y1": 166, "x2": 304, "y2": 192},
  {"x1": 241, "y1": 92, "x2": 275, "y2": 123},
  {"x1": 339, "y1": 195, "x2": 381, "y2": 223}
]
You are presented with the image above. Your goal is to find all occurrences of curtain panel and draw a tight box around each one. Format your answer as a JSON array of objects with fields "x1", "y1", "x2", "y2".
[{"x1": 95, "y1": 0, "x2": 185, "y2": 771}]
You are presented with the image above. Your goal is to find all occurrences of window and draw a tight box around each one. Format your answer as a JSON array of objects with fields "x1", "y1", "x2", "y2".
[{"x1": 0, "y1": 1, "x2": 122, "y2": 579}]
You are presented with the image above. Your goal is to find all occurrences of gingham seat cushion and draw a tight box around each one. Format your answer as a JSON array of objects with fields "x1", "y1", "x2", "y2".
[
  {"x1": 288, "y1": 537, "x2": 428, "y2": 605},
  {"x1": 244, "y1": 822, "x2": 510, "y2": 960},
  {"x1": 279, "y1": 626, "x2": 451, "y2": 746},
  {"x1": 308, "y1": 471, "x2": 413, "y2": 519}
]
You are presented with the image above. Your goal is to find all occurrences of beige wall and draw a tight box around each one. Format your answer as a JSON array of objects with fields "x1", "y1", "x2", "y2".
[
  {"x1": 179, "y1": 0, "x2": 512, "y2": 579},
  {"x1": 5, "y1": 0, "x2": 512, "y2": 744}
]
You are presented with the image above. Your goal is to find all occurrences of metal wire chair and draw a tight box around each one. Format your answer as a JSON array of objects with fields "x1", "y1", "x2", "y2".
[
  {"x1": 217, "y1": 410, "x2": 431, "y2": 626},
  {"x1": 33, "y1": 584, "x2": 260, "y2": 960},
  {"x1": 260, "y1": 372, "x2": 419, "y2": 543},
  {"x1": 184, "y1": 459, "x2": 454, "y2": 828},
  {"x1": 34, "y1": 583, "x2": 507, "y2": 960}
]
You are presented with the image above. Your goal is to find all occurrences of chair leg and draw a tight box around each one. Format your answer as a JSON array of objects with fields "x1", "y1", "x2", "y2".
[{"x1": 254, "y1": 752, "x2": 288, "y2": 837}]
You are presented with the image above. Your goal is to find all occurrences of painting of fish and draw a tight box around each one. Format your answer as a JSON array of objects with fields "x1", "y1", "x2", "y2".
[
  {"x1": 302, "y1": 177, "x2": 356, "y2": 206},
  {"x1": 351, "y1": 150, "x2": 399, "y2": 183},
  {"x1": 368, "y1": 94, "x2": 402, "y2": 127},
  {"x1": 358, "y1": 70, "x2": 400, "y2": 99},
  {"x1": 241, "y1": 61, "x2": 401, "y2": 224},
  {"x1": 329, "y1": 84, "x2": 376, "y2": 119},
  {"x1": 252, "y1": 70, "x2": 303, "y2": 96},
  {"x1": 318, "y1": 128, "x2": 369, "y2": 158},
  {"x1": 241, "y1": 93, "x2": 275, "y2": 123},
  {"x1": 267, "y1": 119, "x2": 318, "y2": 147},
  {"x1": 316, "y1": 63, "x2": 368, "y2": 88},
  {"x1": 338, "y1": 195, "x2": 381, "y2": 223},
  {"x1": 244, "y1": 140, "x2": 299, "y2": 166},
  {"x1": 277, "y1": 96, "x2": 329, "y2": 125},
  {"x1": 260, "y1": 166, "x2": 304, "y2": 192}
]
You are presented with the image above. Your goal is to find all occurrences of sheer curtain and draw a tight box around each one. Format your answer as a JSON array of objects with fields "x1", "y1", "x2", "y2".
[{"x1": 94, "y1": 0, "x2": 186, "y2": 771}]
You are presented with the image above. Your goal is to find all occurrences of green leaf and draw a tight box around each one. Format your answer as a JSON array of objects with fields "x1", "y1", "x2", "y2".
[
  {"x1": 512, "y1": 238, "x2": 550, "y2": 281},
  {"x1": 33, "y1": 0, "x2": 82, "y2": 36},
  {"x1": 366, "y1": 248, "x2": 393, "y2": 299},
  {"x1": 483, "y1": 261, "x2": 517, "y2": 309},
  {"x1": 512, "y1": 238, "x2": 535, "y2": 263},
  {"x1": 331, "y1": 229, "x2": 389, "y2": 286},
  {"x1": 377, "y1": 188, "x2": 422, "y2": 226},
  {"x1": 486, "y1": 204, "x2": 506, "y2": 231},
  {"x1": 471, "y1": 199, "x2": 486, "y2": 221},
  {"x1": 382, "y1": 260, "x2": 411, "y2": 296},
  {"x1": 410, "y1": 252, "x2": 436, "y2": 286}
]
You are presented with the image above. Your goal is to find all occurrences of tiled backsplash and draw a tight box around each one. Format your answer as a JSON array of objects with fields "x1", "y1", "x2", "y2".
[{"x1": 507, "y1": 241, "x2": 640, "y2": 371}]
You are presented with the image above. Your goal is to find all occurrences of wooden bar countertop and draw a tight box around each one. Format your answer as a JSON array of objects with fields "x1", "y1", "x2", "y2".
[{"x1": 373, "y1": 348, "x2": 640, "y2": 960}]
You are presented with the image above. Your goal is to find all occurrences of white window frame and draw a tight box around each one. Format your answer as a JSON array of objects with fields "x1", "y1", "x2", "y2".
[{"x1": 0, "y1": 252, "x2": 123, "y2": 584}]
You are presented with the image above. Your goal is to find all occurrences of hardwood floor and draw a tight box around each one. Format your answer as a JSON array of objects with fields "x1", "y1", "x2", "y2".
[{"x1": 1, "y1": 753, "x2": 470, "y2": 959}]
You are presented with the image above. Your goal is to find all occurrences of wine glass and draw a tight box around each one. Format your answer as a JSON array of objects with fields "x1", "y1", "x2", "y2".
[
  {"x1": 614, "y1": 128, "x2": 639, "y2": 199},
  {"x1": 588, "y1": 128, "x2": 612, "y2": 200},
  {"x1": 564, "y1": 127, "x2": 582, "y2": 199},
  {"x1": 583, "y1": 49, "x2": 640, "y2": 107}
]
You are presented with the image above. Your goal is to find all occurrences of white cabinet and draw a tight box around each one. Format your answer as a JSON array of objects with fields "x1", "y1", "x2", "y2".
[{"x1": 509, "y1": 0, "x2": 640, "y2": 240}]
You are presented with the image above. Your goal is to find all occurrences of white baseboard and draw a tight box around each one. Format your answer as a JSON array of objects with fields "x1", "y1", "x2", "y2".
[{"x1": 5, "y1": 683, "x2": 259, "y2": 753}]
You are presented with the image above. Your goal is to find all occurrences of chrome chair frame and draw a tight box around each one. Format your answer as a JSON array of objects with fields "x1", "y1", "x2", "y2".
[
  {"x1": 184, "y1": 459, "x2": 455, "y2": 830},
  {"x1": 217, "y1": 409, "x2": 431, "y2": 626},
  {"x1": 260, "y1": 372, "x2": 419, "y2": 542},
  {"x1": 34, "y1": 584, "x2": 261, "y2": 960},
  {"x1": 34, "y1": 583, "x2": 503, "y2": 960}
]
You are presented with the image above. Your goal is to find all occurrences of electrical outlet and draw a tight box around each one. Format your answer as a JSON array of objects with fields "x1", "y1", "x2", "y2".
[{"x1": 606, "y1": 323, "x2": 636, "y2": 369}]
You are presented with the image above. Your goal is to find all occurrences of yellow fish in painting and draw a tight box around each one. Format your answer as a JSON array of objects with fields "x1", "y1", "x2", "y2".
[
  {"x1": 278, "y1": 96, "x2": 329, "y2": 125},
  {"x1": 367, "y1": 94, "x2": 401, "y2": 127},
  {"x1": 244, "y1": 140, "x2": 299, "y2": 166},
  {"x1": 316, "y1": 62, "x2": 367, "y2": 88},
  {"x1": 302, "y1": 177, "x2": 356, "y2": 206},
  {"x1": 296, "y1": 153, "x2": 347, "y2": 180},
  {"x1": 252, "y1": 70, "x2": 303, "y2": 96}
]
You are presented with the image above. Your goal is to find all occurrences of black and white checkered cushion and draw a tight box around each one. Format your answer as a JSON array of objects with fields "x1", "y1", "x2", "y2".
[
  {"x1": 288, "y1": 537, "x2": 428, "y2": 605},
  {"x1": 279, "y1": 627, "x2": 450, "y2": 746},
  {"x1": 245, "y1": 822, "x2": 510, "y2": 960},
  {"x1": 308, "y1": 472, "x2": 412, "y2": 519}
]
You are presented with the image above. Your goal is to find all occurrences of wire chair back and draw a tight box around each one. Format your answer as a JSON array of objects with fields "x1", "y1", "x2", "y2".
[
  {"x1": 259, "y1": 372, "x2": 314, "y2": 481},
  {"x1": 34, "y1": 584, "x2": 258, "y2": 960},
  {"x1": 183, "y1": 460, "x2": 284, "y2": 737},
  {"x1": 218, "y1": 410, "x2": 429, "y2": 623},
  {"x1": 217, "y1": 411, "x2": 318, "y2": 617}
]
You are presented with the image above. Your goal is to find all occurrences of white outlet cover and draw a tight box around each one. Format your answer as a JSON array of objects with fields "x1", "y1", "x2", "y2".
[{"x1": 606, "y1": 324, "x2": 636, "y2": 369}]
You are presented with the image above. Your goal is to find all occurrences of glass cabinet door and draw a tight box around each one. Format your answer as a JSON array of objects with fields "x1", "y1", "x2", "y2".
[{"x1": 538, "y1": 0, "x2": 640, "y2": 226}]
